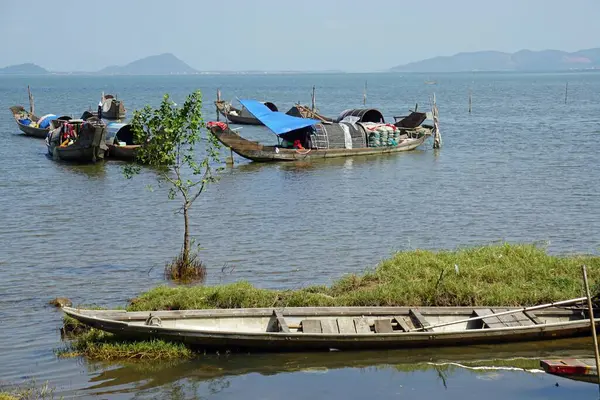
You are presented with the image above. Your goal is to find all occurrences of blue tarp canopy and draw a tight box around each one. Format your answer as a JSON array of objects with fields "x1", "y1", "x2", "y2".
[{"x1": 239, "y1": 99, "x2": 319, "y2": 135}]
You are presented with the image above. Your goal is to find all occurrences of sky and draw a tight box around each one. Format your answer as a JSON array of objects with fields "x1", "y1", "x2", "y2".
[{"x1": 1, "y1": 0, "x2": 600, "y2": 72}]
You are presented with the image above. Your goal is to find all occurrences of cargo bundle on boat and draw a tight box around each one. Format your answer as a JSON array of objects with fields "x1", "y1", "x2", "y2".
[
  {"x1": 215, "y1": 100, "x2": 279, "y2": 125},
  {"x1": 46, "y1": 118, "x2": 108, "y2": 163},
  {"x1": 209, "y1": 99, "x2": 435, "y2": 162},
  {"x1": 63, "y1": 296, "x2": 599, "y2": 352}
]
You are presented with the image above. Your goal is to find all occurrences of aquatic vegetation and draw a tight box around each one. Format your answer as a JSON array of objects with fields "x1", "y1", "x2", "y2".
[
  {"x1": 129, "y1": 243, "x2": 600, "y2": 310},
  {"x1": 57, "y1": 329, "x2": 194, "y2": 361},
  {"x1": 0, "y1": 381, "x2": 58, "y2": 400},
  {"x1": 60, "y1": 243, "x2": 600, "y2": 361},
  {"x1": 123, "y1": 90, "x2": 222, "y2": 283}
]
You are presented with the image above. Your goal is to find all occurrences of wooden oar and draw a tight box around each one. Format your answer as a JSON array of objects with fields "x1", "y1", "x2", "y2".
[{"x1": 410, "y1": 296, "x2": 589, "y2": 332}]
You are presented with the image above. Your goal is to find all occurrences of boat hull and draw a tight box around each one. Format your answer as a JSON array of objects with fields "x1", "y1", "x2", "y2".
[
  {"x1": 47, "y1": 143, "x2": 105, "y2": 163},
  {"x1": 63, "y1": 306, "x2": 598, "y2": 352},
  {"x1": 17, "y1": 122, "x2": 49, "y2": 138},
  {"x1": 108, "y1": 144, "x2": 140, "y2": 161},
  {"x1": 210, "y1": 125, "x2": 430, "y2": 162}
]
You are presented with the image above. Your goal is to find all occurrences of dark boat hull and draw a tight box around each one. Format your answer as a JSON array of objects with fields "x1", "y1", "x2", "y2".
[
  {"x1": 210, "y1": 125, "x2": 430, "y2": 162},
  {"x1": 108, "y1": 144, "x2": 140, "y2": 161},
  {"x1": 16, "y1": 121, "x2": 49, "y2": 138},
  {"x1": 47, "y1": 144, "x2": 106, "y2": 163}
]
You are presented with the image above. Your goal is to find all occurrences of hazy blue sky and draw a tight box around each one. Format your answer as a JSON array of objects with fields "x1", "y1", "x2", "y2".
[{"x1": 1, "y1": 0, "x2": 599, "y2": 72}]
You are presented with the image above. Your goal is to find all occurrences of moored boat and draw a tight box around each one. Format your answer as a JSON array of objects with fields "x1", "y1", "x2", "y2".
[
  {"x1": 63, "y1": 297, "x2": 598, "y2": 352},
  {"x1": 81, "y1": 94, "x2": 126, "y2": 121},
  {"x1": 540, "y1": 358, "x2": 599, "y2": 384},
  {"x1": 104, "y1": 122, "x2": 140, "y2": 161},
  {"x1": 215, "y1": 100, "x2": 278, "y2": 125},
  {"x1": 9, "y1": 106, "x2": 66, "y2": 139},
  {"x1": 46, "y1": 118, "x2": 108, "y2": 163},
  {"x1": 208, "y1": 99, "x2": 434, "y2": 162}
]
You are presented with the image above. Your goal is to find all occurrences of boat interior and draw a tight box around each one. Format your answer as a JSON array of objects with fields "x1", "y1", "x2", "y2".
[{"x1": 76, "y1": 307, "x2": 586, "y2": 334}]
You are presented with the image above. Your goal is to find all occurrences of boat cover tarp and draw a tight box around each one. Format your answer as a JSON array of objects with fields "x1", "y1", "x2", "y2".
[
  {"x1": 239, "y1": 99, "x2": 319, "y2": 135},
  {"x1": 105, "y1": 122, "x2": 130, "y2": 143},
  {"x1": 38, "y1": 114, "x2": 58, "y2": 128}
]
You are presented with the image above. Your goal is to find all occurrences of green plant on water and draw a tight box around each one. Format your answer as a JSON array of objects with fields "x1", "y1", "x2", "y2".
[
  {"x1": 123, "y1": 90, "x2": 222, "y2": 283},
  {"x1": 0, "y1": 380, "x2": 61, "y2": 400}
]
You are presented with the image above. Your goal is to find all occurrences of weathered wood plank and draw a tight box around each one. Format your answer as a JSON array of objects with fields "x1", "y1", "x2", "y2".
[
  {"x1": 409, "y1": 309, "x2": 433, "y2": 331},
  {"x1": 354, "y1": 318, "x2": 371, "y2": 333},
  {"x1": 374, "y1": 319, "x2": 394, "y2": 333},
  {"x1": 523, "y1": 311, "x2": 542, "y2": 325},
  {"x1": 336, "y1": 318, "x2": 356, "y2": 334},
  {"x1": 301, "y1": 319, "x2": 322, "y2": 333},
  {"x1": 321, "y1": 319, "x2": 339, "y2": 334},
  {"x1": 473, "y1": 309, "x2": 505, "y2": 329},
  {"x1": 393, "y1": 316, "x2": 412, "y2": 332},
  {"x1": 273, "y1": 310, "x2": 290, "y2": 332},
  {"x1": 492, "y1": 308, "x2": 523, "y2": 327}
]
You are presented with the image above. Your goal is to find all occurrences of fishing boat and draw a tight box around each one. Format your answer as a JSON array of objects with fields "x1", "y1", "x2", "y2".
[
  {"x1": 81, "y1": 94, "x2": 126, "y2": 121},
  {"x1": 208, "y1": 100, "x2": 434, "y2": 162},
  {"x1": 46, "y1": 118, "x2": 108, "y2": 163},
  {"x1": 104, "y1": 122, "x2": 140, "y2": 161},
  {"x1": 62, "y1": 297, "x2": 599, "y2": 352},
  {"x1": 9, "y1": 106, "x2": 68, "y2": 139},
  {"x1": 285, "y1": 104, "x2": 334, "y2": 122},
  {"x1": 215, "y1": 100, "x2": 279, "y2": 125},
  {"x1": 541, "y1": 358, "x2": 599, "y2": 384}
]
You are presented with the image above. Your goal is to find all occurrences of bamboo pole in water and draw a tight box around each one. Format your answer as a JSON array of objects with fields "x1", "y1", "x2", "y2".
[
  {"x1": 216, "y1": 88, "x2": 221, "y2": 121},
  {"x1": 565, "y1": 82, "x2": 568, "y2": 104},
  {"x1": 27, "y1": 85, "x2": 34, "y2": 115},
  {"x1": 582, "y1": 265, "x2": 600, "y2": 393},
  {"x1": 311, "y1": 85, "x2": 316, "y2": 112},
  {"x1": 468, "y1": 88, "x2": 472, "y2": 113},
  {"x1": 363, "y1": 81, "x2": 367, "y2": 106}
]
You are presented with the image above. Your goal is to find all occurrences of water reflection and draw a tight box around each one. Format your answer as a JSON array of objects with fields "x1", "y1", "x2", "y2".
[{"x1": 82, "y1": 338, "x2": 594, "y2": 397}]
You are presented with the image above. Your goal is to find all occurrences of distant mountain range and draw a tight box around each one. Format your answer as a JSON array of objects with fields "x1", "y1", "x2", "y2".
[
  {"x1": 0, "y1": 53, "x2": 199, "y2": 76},
  {"x1": 0, "y1": 63, "x2": 49, "y2": 75},
  {"x1": 98, "y1": 53, "x2": 198, "y2": 75},
  {"x1": 391, "y1": 48, "x2": 600, "y2": 72}
]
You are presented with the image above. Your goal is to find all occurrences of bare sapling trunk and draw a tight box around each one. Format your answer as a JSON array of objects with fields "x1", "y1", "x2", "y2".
[{"x1": 182, "y1": 204, "x2": 190, "y2": 266}]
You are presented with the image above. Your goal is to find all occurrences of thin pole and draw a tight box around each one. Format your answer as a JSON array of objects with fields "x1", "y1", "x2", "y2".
[
  {"x1": 414, "y1": 103, "x2": 418, "y2": 112},
  {"x1": 565, "y1": 82, "x2": 568, "y2": 104},
  {"x1": 411, "y1": 296, "x2": 588, "y2": 331},
  {"x1": 363, "y1": 81, "x2": 367, "y2": 106},
  {"x1": 582, "y1": 265, "x2": 600, "y2": 392},
  {"x1": 311, "y1": 85, "x2": 316, "y2": 112},
  {"x1": 216, "y1": 88, "x2": 221, "y2": 121},
  {"x1": 468, "y1": 88, "x2": 472, "y2": 113},
  {"x1": 27, "y1": 85, "x2": 34, "y2": 115}
]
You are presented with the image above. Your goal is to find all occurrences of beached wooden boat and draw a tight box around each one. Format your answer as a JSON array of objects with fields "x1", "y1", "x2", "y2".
[
  {"x1": 46, "y1": 118, "x2": 108, "y2": 163},
  {"x1": 105, "y1": 122, "x2": 140, "y2": 161},
  {"x1": 63, "y1": 298, "x2": 600, "y2": 352},
  {"x1": 215, "y1": 100, "x2": 278, "y2": 125},
  {"x1": 208, "y1": 100, "x2": 433, "y2": 162}
]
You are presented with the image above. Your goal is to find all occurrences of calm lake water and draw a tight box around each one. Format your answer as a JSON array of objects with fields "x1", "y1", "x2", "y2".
[{"x1": 0, "y1": 72, "x2": 599, "y2": 398}]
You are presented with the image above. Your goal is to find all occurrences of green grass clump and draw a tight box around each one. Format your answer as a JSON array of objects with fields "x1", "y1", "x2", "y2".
[
  {"x1": 57, "y1": 329, "x2": 194, "y2": 361},
  {"x1": 0, "y1": 381, "x2": 58, "y2": 400},
  {"x1": 129, "y1": 244, "x2": 600, "y2": 311}
]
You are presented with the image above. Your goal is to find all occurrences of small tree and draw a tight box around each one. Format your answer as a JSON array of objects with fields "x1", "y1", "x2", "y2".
[{"x1": 124, "y1": 90, "x2": 222, "y2": 281}]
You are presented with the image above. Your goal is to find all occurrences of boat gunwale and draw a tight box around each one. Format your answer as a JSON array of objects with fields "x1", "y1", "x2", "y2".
[{"x1": 63, "y1": 306, "x2": 592, "y2": 339}]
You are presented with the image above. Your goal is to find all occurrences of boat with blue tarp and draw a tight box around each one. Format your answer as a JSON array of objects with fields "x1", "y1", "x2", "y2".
[{"x1": 208, "y1": 99, "x2": 436, "y2": 162}]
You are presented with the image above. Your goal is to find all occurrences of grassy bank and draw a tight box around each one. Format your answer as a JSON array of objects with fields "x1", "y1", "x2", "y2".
[{"x1": 61, "y1": 244, "x2": 600, "y2": 361}]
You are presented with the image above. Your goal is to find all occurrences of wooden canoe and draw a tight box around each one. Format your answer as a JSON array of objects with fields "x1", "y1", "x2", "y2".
[
  {"x1": 9, "y1": 105, "x2": 52, "y2": 138},
  {"x1": 63, "y1": 304, "x2": 600, "y2": 352},
  {"x1": 215, "y1": 100, "x2": 278, "y2": 125},
  {"x1": 541, "y1": 358, "x2": 599, "y2": 384},
  {"x1": 209, "y1": 123, "x2": 430, "y2": 162}
]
